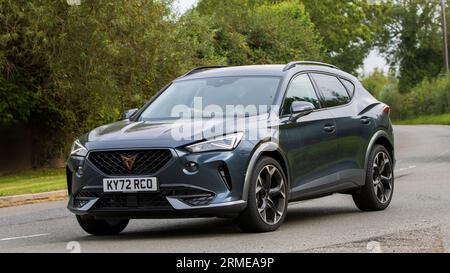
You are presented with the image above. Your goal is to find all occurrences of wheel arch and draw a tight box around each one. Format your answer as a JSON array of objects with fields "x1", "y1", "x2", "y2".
[
  {"x1": 242, "y1": 141, "x2": 290, "y2": 201},
  {"x1": 364, "y1": 130, "x2": 395, "y2": 173},
  {"x1": 374, "y1": 136, "x2": 394, "y2": 161}
]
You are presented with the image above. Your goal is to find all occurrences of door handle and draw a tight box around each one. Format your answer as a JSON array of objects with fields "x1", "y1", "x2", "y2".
[
  {"x1": 323, "y1": 124, "x2": 336, "y2": 133},
  {"x1": 360, "y1": 117, "x2": 371, "y2": 125}
]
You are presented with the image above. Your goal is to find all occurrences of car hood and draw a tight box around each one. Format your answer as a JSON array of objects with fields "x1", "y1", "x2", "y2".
[{"x1": 81, "y1": 115, "x2": 271, "y2": 150}]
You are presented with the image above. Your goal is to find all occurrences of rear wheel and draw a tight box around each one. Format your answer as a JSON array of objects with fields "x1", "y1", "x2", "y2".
[
  {"x1": 76, "y1": 215, "x2": 129, "y2": 236},
  {"x1": 353, "y1": 145, "x2": 394, "y2": 211},
  {"x1": 236, "y1": 157, "x2": 288, "y2": 233}
]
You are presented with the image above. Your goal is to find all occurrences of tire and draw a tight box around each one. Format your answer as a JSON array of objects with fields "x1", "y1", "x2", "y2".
[
  {"x1": 76, "y1": 215, "x2": 129, "y2": 236},
  {"x1": 353, "y1": 144, "x2": 394, "y2": 211},
  {"x1": 236, "y1": 157, "x2": 288, "y2": 233}
]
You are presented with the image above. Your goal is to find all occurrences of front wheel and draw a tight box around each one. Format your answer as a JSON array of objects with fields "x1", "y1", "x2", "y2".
[
  {"x1": 76, "y1": 215, "x2": 129, "y2": 236},
  {"x1": 353, "y1": 145, "x2": 394, "y2": 211},
  {"x1": 236, "y1": 157, "x2": 288, "y2": 233}
]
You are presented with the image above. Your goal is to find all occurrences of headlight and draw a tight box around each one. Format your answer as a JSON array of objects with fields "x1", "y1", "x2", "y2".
[
  {"x1": 185, "y1": 133, "x2": 244, "y2": 153},
  {"x1": 70, "y1": 139, "x2": 88, "y2": 157}
]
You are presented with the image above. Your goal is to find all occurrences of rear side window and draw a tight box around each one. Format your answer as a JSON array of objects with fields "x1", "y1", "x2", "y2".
[
  {"x1": 340, "y1": 78, "x2": 355, "y2": 97},
  {"x1": 282, "y1": 74, "x2": 321, "y2": 115},
  {"x1": 311, "y1": 73, "x2": 350, "y2": 107}
]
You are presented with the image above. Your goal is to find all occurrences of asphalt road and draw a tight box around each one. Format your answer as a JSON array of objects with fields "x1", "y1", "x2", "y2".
[{"x1": 1, "y1": 125, "x2": 449, "y2": 253}]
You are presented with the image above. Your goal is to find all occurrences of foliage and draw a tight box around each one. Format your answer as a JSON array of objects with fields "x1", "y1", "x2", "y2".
[
  {"x1": 400, "y1": 75, "x2": 450, "y2": 118},
  {"x1": 1, "y1": 0, "x2": 323, "y2": 154},
  {"x1": 252, "y1": 1, "x2": 323, "y2": 63},
  {"x1": 378, "y1": 0, "x2": 443, "y2": 93},
  {"x1": 361, "y1": 69, "x2": 397, "y2": 98},
  {"x1": 1, "y1": 0, "x2": 188, "y2": 162},
  {"x1": 362, "y1": 71, "x2": 450, "y2": 121},
  {"x1": 297, "y1": 0, "x2": 389, "y2": 73},
  {"x1": 194, "y1": 0, "x2": 323, "y2": 65},
  {"x1": 40, "y1": 0, "x2": 183, "y2": 133},
  {"x1": 0, "y1": 77, "x2": 34, "y2": 126},
  {"x1": 0, "y1": 0, "x2": 55, "y2": 127},
  {"x1": 174, "y1": 10, "x2": 226, "y2": 71}
]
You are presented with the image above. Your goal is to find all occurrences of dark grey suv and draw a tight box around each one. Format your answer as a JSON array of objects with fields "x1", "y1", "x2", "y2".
[{"x1": 67, "y1": 61, "x2": 395, "y2": 235}]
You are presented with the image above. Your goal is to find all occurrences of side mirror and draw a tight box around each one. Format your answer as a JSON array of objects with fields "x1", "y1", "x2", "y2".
[
  {"x1": 121, "y1": 108, "x2": 139, "y2": 120},
  {"x1": 289, "y1": 101, "x2": 315, "y2": 122}
]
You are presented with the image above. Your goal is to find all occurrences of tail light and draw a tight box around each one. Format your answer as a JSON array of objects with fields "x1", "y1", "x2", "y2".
[{"x1": 383, "y1": 105, "x2": 391, "y2": 115}]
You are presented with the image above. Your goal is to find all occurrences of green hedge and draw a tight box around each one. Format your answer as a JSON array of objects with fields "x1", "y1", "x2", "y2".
[{"x1": 363, "y1": 72, "x2": 450, "y2": 121}]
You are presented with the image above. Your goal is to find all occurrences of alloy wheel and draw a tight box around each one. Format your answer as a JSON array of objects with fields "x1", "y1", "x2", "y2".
[
  {"x1": 255, "y1": 165, "x2": 287, "y2": 225},
  {"x1": 372, "y1": 151, "x2": 393, "y2": 204}
]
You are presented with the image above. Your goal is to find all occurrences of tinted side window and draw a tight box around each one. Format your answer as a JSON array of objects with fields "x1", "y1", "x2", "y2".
[
  {"x1": 282, "y1": 74, "x2": 320, "y2": 115},
  {"x1": 341, "y1": 78, "x2": 355, "y2": 97},
  {"x1": 311, "y1": 74, "x2": 350, "y2": 107}
]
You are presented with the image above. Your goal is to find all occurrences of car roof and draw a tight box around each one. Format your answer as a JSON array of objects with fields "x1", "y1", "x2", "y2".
[
  {"x1": 176, "y1": 65, "x2": 286, "y2": 80},
  {"x1": 175, "y1": 64, "x2": 358, "y2": 83}
]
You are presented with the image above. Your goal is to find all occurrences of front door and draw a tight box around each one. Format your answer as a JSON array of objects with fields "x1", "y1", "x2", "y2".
[{"x1": 278, "y1": 73, "x2": 339, "y2": 200}]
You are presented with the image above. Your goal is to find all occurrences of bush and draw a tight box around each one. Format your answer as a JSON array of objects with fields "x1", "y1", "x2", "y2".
[
  {"x1": 362, "y1": 71, "x2": 450, "y2": 121},
  {"x1": 405, "y1": 76, "x2": 450, "y2": 117},
  {"x1": 361, "y1": 69, "x2": 395, "y2": 98}
]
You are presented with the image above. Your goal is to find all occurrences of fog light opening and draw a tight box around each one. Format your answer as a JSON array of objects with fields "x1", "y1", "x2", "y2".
[
  {"x1": 73, "y1": 199, "x2": 90, "y2": 208},
  {"x1": 184, "y1": 161, "x2": 199, "y2": 174},
  {"x1": 218, "y1": 163, "x2": 232, "y2": 191},
  {"x1": 76, "y1": 165, "x2": 84, "y2": 176}
]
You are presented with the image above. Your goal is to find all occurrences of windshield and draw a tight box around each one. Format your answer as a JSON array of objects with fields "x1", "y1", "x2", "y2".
[{"x1": 140, "y1": 76, "x2": 281, "y2": 120}]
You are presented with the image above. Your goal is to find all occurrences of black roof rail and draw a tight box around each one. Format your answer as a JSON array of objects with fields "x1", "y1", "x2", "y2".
[
  {"x1": 283, "y1": 61, "x2": 338, "y2": 71},
  {"x1": 182, "y1": 66, "x2": 228, "y2": 77}
]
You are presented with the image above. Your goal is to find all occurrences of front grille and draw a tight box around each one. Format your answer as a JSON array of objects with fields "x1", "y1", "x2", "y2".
[
  {"x1": 76, "y1": 190, "x2": 102, "y2": 198},
  {"x1": 88, "y1": 149, "x2": 173, "y2": 176},
  {"x1": 182, "y1": 195, "x2": 215, "y2": 206},
  {"x1": 97, "y1": 192, "x2": 171, "y2": 209}
]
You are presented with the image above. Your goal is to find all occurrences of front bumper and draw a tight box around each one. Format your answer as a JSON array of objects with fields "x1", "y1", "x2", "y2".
[
  {"x1": 67, "y1": 193, "x2": 247, "y2": 219},
  {"x1": 67, "y1": 145, "x2": 252, "y2": 219}
]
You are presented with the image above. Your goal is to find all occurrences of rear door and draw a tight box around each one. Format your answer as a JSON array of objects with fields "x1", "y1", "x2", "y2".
[
  {"x1": 278, "y1": 73, "x2": 339, "y2": 200},
  {"x1": 310, "y1": 73, "x2": 368, "y2": 189}
]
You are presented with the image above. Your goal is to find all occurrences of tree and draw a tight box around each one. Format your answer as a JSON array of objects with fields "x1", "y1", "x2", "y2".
[
  {"x1": 201, "y1": 0, "x2": 389, "y2": 73},
  {"x1": 193, "y1": 0, "x2": 324, "y2": 65},
  {"x1": 174, "y1": 10, "x2": 226, "y2": 71},
  {"x1": 361, "y1": 68, "x2": 398, "y2": 98},
  {"x1": 378, "y1": 0, "x2": 443, "y2": 93},
  {"x1": 34, "y1": 0, "x2": 188, "y2": 133},
  {"x1": 1, "y1": 0, "x2": 185, "y2": 163},
  {"x1": 297, "y1": 0, "x2": 389, "y2": 73},
  {"x1": 0, "y1": 0, "x2": 328, "y2": 166},
  {"x1": 250, "y1": 1, "x2": 324, "y2": 63},
  {"x1": 0, "y1": 0, "x2": 57, "y2": 128}
]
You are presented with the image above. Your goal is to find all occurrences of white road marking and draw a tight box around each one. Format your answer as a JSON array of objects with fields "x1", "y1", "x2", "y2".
[
  {"x1": 396, "y1": 166, "x2": 417, "y2": 172},
  {"x1": 1, "y1": 233, "x2": 50, "y2": 241}
]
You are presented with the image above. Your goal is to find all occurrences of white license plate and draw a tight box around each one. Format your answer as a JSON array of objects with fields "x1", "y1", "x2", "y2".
[{"x1": 103, "y1": 178, "x2": 158, "y2": 193}]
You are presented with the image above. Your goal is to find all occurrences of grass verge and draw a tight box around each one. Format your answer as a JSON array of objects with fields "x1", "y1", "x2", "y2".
[
  {"x1": 394, "y1": 114, "x2": 450, "y2": 126},
  {"x1": 0, "y1": 168, "x2": 66, "y2": 197}
]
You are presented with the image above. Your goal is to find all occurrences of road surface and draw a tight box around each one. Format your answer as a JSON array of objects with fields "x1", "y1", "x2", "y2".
[{"x1": 1, "y1": 125, "x2": 449, "y2": 253}]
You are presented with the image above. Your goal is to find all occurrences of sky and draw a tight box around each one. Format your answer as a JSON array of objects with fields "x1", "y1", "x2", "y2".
[
  {"x1": 175, "y1": 0, "x2": 198, "y2": 13},
  {"x1": 174, "y1": 0, "x2": 389, "y2": 75},
  {"x1": 361, "y1": 50, "x2": 389, "y2": 76}
]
